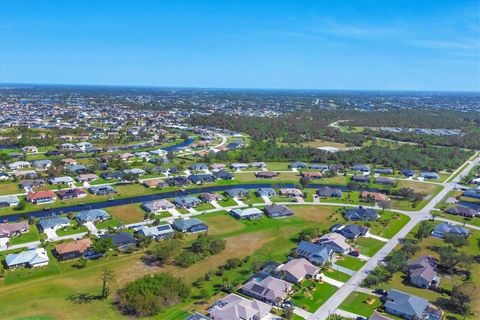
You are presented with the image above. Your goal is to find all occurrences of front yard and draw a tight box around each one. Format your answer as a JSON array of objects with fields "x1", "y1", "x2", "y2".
[{"x1": 291, "y1": 279, "x2": 338, "y2": 312}]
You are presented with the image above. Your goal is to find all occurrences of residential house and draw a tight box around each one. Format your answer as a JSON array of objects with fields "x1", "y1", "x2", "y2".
[
  {"x1": 75, "y1": 209, "x2": 110, "y2": 224},
  {"x1": 431, "y1": 223, "x2": 469, "y2": 238},
  {"x1": 407, "y1": 256, "x2": 440, "y2": 288},
  {"x1": 134, "y1": 224, "x2": 175, "y2": 240},
  {"x1": 264, "y1": 205, "x2": 294, "y2": 218},
  {"x1": 54, "y1": 239, "x2": 93, "y2": 261},
  {"x1": 119, "y1": 152, "x2": 135, "y2": 161},
  {"x1": 255, "y1": 171, "x2": 278, "y2": 179},
  {"x1": 48, "y1": 176, "x2": 75, "y2": 185},
  {"x1": 315, "y1": 233, "x2": 351, "y2": 254},
  {"x1": 0, "y1": 221, "x2": 29, "y2": 238},
  {"x1": 290, "y1": 162, "x2": 308, "y2": 170},
  {"x1": 374, "y1": 168, "x2": 394, "y2": 174},
  {"x1": 123, "y1": 168, "x2": 146, "y2": 176},
  {"x1": 88, "y1": 185, "x2": 116, "y2": 196},
  {"x1": 32, "y1": 159, "x2": 53, "y2": 171},
  {"x1": 21, "y1": 146, "x2": 38, "y2": 154},
  {"x1": 375, "y1": 177, "x2": 395, "y2": 186},
  {"x1": 344, "y1": 206, "x2": 380, "y2": 221},
  {"x1": 13, "y1": 170, "x2": 37, "y2": 179},
  {"x1": 401, "y1": 169, "x2": 415, "y2": 177},
  {"x1": 224, "y1": 188, "x2": 249, "y2": 199},
  {"x1": 361, "y1": 191, "x2": 389, "y2": 202},
  {"x1": 463, "y1": 188, "x2": 480, "y2": 200},
  {"x1": 76, "y1": 142, "x2": 93, "y2": 151},
  {"x1": 188, "y1": 174, "x2": 216, "y2": 184},
  {"x1": 100, "y1": 171, "x2": 124, "y2": 180},
  {"x1": 142, "y1": 199, "x2": 175, "y2": 213},
  {"x1": 27, "y1": 190, "x2": 57, "y2": 204},
  {"x1": 56, "y1": 188, "x2": 87, "y2": 200},
  {"x1": 19, "y1": 179, "x2": 45, "y2": 190},
  {"x1": 420, "y1": 172, "x2": 439, "y2": 180},
  {"x1": 293, "y1": 241, "x2": 334, "y2": 265},
  {"x1": 352, "y1": 175, "x2": 371, "y2": 183},
  {"x1": 317, "y1": 186, "x2": 343, "y2": 198},
  {"x1": 0, "y1": 195, "x2": 20, "y2": 208},
  {"x1": 274, "y1": 258, "x2": 319, "y2": 283},
  {"x1": 38, "y1": 216, "x2": 71, "y2": 231},
  {"x1": 143, "y1": 178, "x2": 168, "y2": 188},
  {"x1": 352, "y1": 164, "x2": 370, "y2": 172},
  {"x1": 445, "y1": 205, "x2": 478, "y2": 218},
  {"x1": 384, "y1": 289, "x2": 429, "y2": 320},
  {"x1": 100, "y1": 232, "x2": 137, "y2": 250},
  {"x1": 210, "y1": 163, "x2": 226, "y2": 171},
  {"x1": 208, "y1": 293, "x2": 271, "y2": 320},
  {"x1": 8, "y1": 161, "x2": 31, "y2": 170},
  {"x1": 149, "y1": 149, "x2": 168, "y2": 157},
  {"x1": 166, "y1": 176, "x2": 190, "y2": 186},
  {"x1": 172, "y1": 218, "x2": 208, "y2": 233},
  {"x1": 172, "y1": 196, "x2": 201, "y2": 208},
  {"x1": 230, "y1": 208, "x2": 263, "y2": 220},
  {"x1": 213, "y1": 170, "x2": 233, "y2": 180},
  {"x1": 300, "y1": 171, "x2": 322, "y2": 180},
  {"x1": 5, "y1": 248, "x2": 49, "y2": 268},
  {"x1": 241, "y1": 275, "x2": 293, "y2": 305},
  {"x1": 231, "y1": 163, "x2": 249, "y2": 171},
  {"x1": 199, "y1": 193, "x2": 223, "y2": 203},
  {"x1": 190, "y1": 163, "x2": 208, "y2": 171},
  {"x1": 278, "y1": 188, "x2": 303, "y2": 198},
  {"x1": 331, "y1": 224, "x2": 368, "y2": 239},
  {"x1": 77, "y1": 173, "x2": 100, "y2": 183},
  {"x1": 256, "y1": 188, "x2": 276, "y2": 197},
  {"x1": 309, "y1": 164, "x2": 330, "y2": 171},
  {"x1": 251, "y1": 162, "x2": 267, "y2": 169}
]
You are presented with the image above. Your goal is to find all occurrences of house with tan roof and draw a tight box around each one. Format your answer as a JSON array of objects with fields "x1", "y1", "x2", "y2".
[
  {"x1": 54, "y1": 239, "x2": 93, "y2": 261},
  {"x1": 208, "y1": 293, "x2": 271, "y2": 320},
  {"x1": 275, "y1": 258, "x2": 319, "y2": 283},
  {"x1": 314, "y1": 233, "x2": 351, "y2": 254}
]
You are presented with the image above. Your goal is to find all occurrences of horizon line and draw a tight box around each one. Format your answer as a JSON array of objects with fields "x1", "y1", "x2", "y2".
[{"x1": 1, "y1": 81, "x2": 479, "y2": 94}]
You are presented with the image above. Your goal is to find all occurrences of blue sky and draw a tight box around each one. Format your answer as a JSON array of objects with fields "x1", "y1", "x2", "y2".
[{"x1": 0, "y1": 0, "x2": 479, "y2": 91}]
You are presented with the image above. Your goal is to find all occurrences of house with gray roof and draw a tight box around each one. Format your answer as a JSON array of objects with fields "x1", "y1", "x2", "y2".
[
  {"x1": 48, "y1": 176, "x2": 75, "y2": 185},
  {"x1": 5, "y1": 248, "x2": 49, "y2": 269},
  {"x1": 314, "y1": 233, "x2": 351, "y2": 254},
  {"x1": 75, "y1": 209, "x2": 110, "y2": 224},
  {"x1": 294, "y1": 241, "x2": 334, "y2": 265},
  {"x1": 331, "y1": 224, "x2": 368, "y2": 239},
  {"x1": 0, "y1": 221, "x2": 29, "y2": 238},
  {"x1": 172, "y1": 218, "x2": 208, "y2": 233},
  {"x1": 230, "y1": 208, "x2": 263, "y2": 220},
  {"x1": 38, "y1": 216, "x2": 71, "y2": 231},
  {"x1": 32, "y1": 159, "x2": 53, "y2": 171},
  {"x1": 431, "y1": 223, "x2": 469, "y2": 238},
  {"x1": 407, "y1": 256, "x2": 440, "y2": 288},
  {"x1": 384, "y1": 289, "x2": 429, "y2": 320},
  {"x1": 264, "y1": 205, "x2": 294, "y2": 218},
  {"x1": 317, "y1": 186, "x2": 342, "y2": 198},
  {"x1": 274, "y1": 258, "x2": 319, "y2": 283},
  {"x1": 88, "y1": 185, "x2": 116, "y2": 195},
  {"x1": 142, "y1": 199, "x2": 175, "y2": 213},
  {"x1": 255, "y1": 188, "x2": 276, "y2": 198},
  {"x1": 224, "y1": 188, "x2": 249, "y2": 199},
  {"x1": 0, "y1": 195, "x2": 20, "y2": 208},
  {"x1": 241, "y1": 275, "x2": 293, "y2": 305},
  {"x1": 445, "y1": 205, "x2": 478, "y2": 218},
  {"x1": 134, "y1": 224, "x2": 175, "y2": 239},
  {"x1": 172, "y1": 196, "x2": 201, "y2": 208},
  {"x1": 208, "y1": 293, "x2": 271, "y2": 320},
  {"x1": 344, "y1": 206, "x2": 379, "y2": 221}
]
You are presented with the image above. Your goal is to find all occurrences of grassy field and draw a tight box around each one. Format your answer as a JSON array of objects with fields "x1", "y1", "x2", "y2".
[
  {"x1": 301, "y1": 139, "x2": 348, "y2": 149},
  {"x1": 8, "y1": 225, "x2": 42, "y2": 245},
  {"x1": 335, "y1": 255, "x2": 366, "y2": 271},
  {"x1": 366, "y1": 211, "x2": 410, "y2": 239},
  {"x1": 105, "y1": 204, "x2": 146, "y2": 224},
  {"x1": 0, "y1": 205, "x2": 343, "y2": 320},
  {"x1": 339, "y1": 292, "x2": 383, "y2": 317},
  {"x1": 0, "y1": 182, "x2": 21, "y2": 196},
  {"x1": 323, "y1": 268, "x2": 351, "y2": 282},
  {"x1": 291, "y1": 280, "x2": 338, "y2": 312},
  {"x1": 354, "y1": 237, "x2": 386, "y2": 257}
]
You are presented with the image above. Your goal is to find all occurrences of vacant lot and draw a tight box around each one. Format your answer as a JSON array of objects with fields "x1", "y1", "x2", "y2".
[
  {"x1": 105, "y1": 204, "x2": 145, "y2": 224},
  {"x1": 339, "y1": 292, "x2": 382, "y2": 317}
]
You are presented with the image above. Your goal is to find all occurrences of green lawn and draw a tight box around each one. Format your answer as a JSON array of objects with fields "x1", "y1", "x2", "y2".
[
  {"x1": 217, "y1": 197, "x2": 238, "y2": 207},
  {"x1": 55, "y1": 224, "x2": 88, "y2": 237},
  {"x1": 8, "y1": 225, "x2": 42, "y2": 245},
  {"x1": 334, "y1": 255, "x2": 366, "y2": 271},
  {"x1": 354, "y1": 237, "x2": 386, "y2": 257},
  {"x1": 323, "y1": 268, "x2": 351, "y2": 282},
  {"x1": 96, "y1": 218, "x2": 122, "y2": 230},
  {"x1": 291, "y1": 280, "x2": 338, "y2": 312},
  {"x1": 366, "y1": 211, "x2": 410, "y2": 239},
  {"x1": 339, "y1": 292, "x2": 383, "y2": 317},
  {"x1": 194, "y1": 202, "x2": 215, "y2": 211}
]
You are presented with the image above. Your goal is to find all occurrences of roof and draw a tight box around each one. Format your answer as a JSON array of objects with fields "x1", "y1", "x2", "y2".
[
  {"x1": 172, "y1": 218, "x2": 206, "y2": 230},
  {"x1": 316, "y1": 233, "x2": 351, "y2": 252},
  {"x1": 136, "y1": 224, "x2": 174, "y2": 237},
  {"x1": 0, "y1": 221, "x2": 29, "y2": 237},
  {"x1": 55, "y1": 239, "x2": 93, "y2": 255},
  {"x1": 38, "y1": 217, "x2": 70, "y2": 230},
  {"x1": 209, "y1": 293, "x2": 271, "y2": 320},
  {"x1": 100, "y1": 232, "x2": 137, "y2": 247},
  {"x1": 241, "y1": 275, "x2": 292, "y2": 302},
  {"x1": 264, "y1": 204, "x2": 294, "y2": 217},
  {"x1": 278, "y1": 258, "x2": 318, "y2": 280},
  {"x1": 432, "y1": 223, "x2": 469, "y2": 237},
  {"x1": 230, "y1": 208, "x2": 263, "y2": 218},
  {"x1": 344, "y1": 206, "x2": 379, "y2": 221},
  {"x1": 385, "y1": 289, "x2": 428, "y2": 318},
  {"x1": 75, "y1": 209, "x2": 110, "y2": 222},
  {"x1": 0, "y1": 195, "x2": 20, "y2": 205},
  {"x1": 27, "y1": 190, "x2": 57, "y2": 200},
  {"x1": 5, "y1": 248, "x2": 49, "y2": 267}
]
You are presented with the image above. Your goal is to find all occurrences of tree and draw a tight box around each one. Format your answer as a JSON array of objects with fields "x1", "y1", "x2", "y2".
[
  {"x1": 451, "y1": 283, "x2": 477, "y2": 318},
  {"x1": 385, "y1": 251, "x2": 407, "y2": 273},
  {"x1": 93, "y1": 237, "x2": 115, "y2": 254},
  {"x1": 444, "y1": 234, "x2": 468, "y2": 248},
  {"x1": 415, "y1": 221, "x2": 433, "y2": 240},
  {"x1": 378, "y1": 200, "x2": 392, "y2": 212},
  {"x1": 100, "y1": 267, "x2": 114, "y2": 299},
  {"x1": 149, "y1": 239, "x2": 181, "y2": 265},
  {"x1": 299, "y1": 176, "x2": 310, "y2": 189},
  {"x1": 400, "y1": 239, "x2": 420, "y2": 258},
  {"x1": 438, "y1": 247, "x2": 473, "y2": 272}
]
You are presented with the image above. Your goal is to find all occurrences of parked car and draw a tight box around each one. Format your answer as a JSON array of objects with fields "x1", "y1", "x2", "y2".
[
  {"x1": 374, "y1": 288, "x2": 387, "y2": 295},
  {"x1": 349, "y1": 250, "x2": 360, "y2": 257}
]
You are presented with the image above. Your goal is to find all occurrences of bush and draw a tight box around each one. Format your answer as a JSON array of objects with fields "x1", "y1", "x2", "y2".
[{"x1": 117, "y1": 273, "x2": 190, "y2": 317}]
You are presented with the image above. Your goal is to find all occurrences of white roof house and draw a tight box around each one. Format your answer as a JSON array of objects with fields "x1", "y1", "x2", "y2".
[{"x1": 5, "y1": 248, "x2": 49, "y2": 268}]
